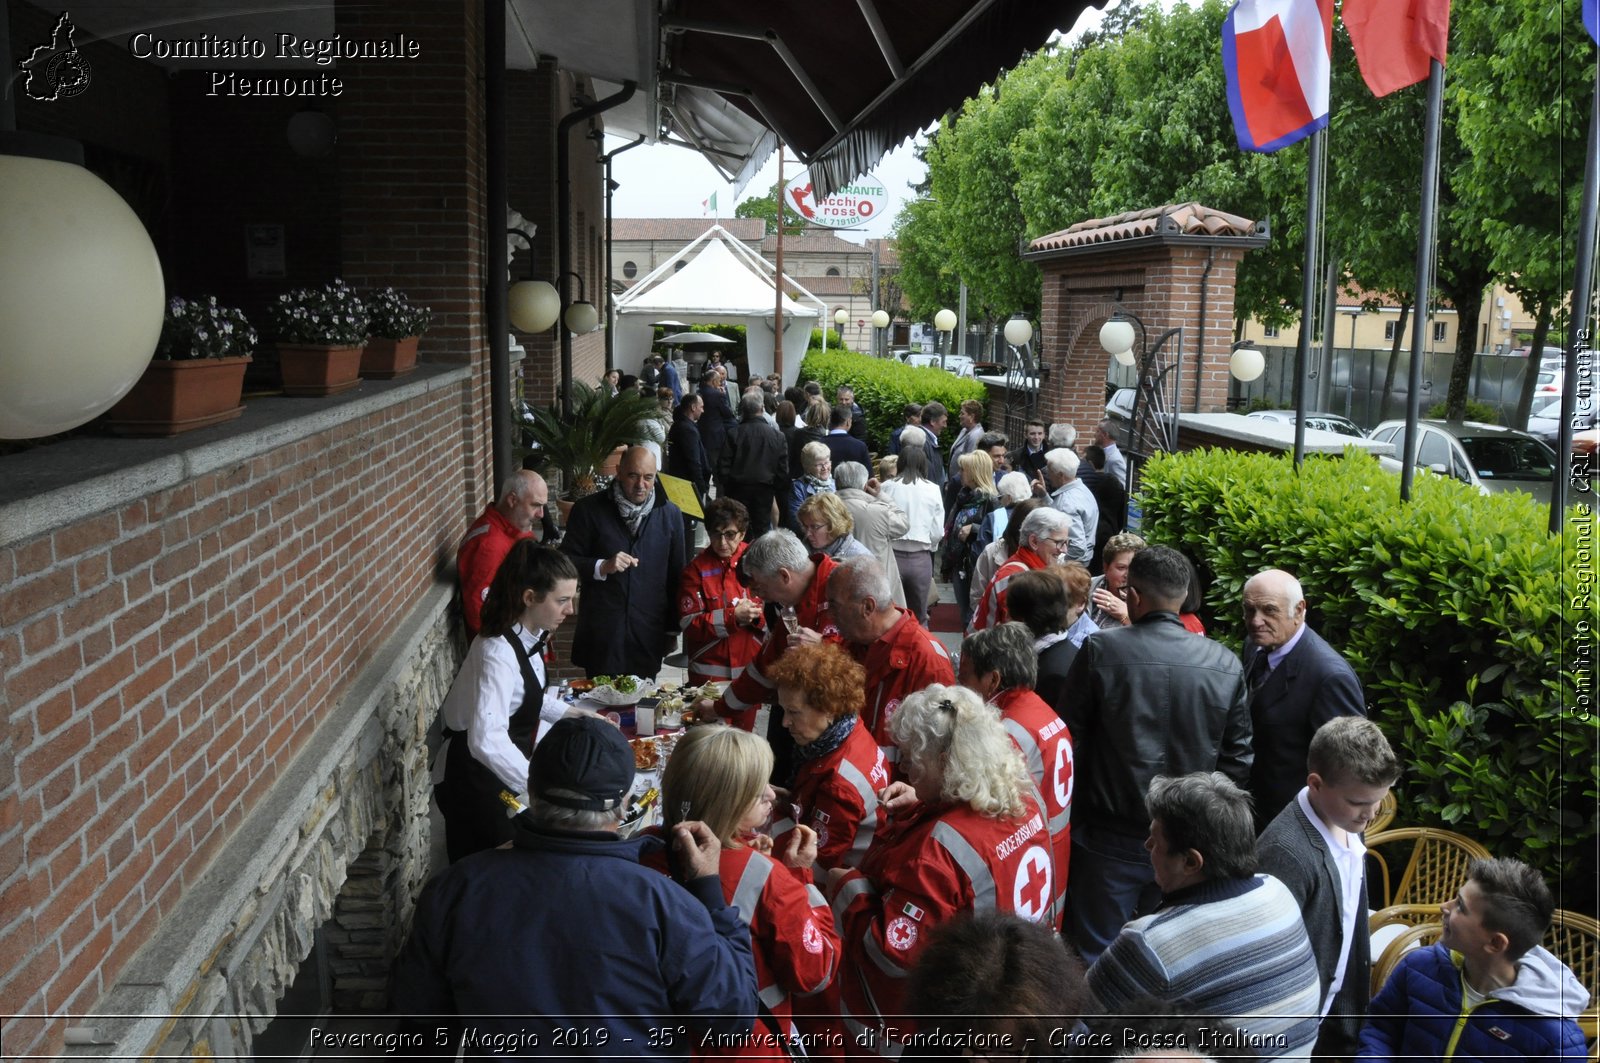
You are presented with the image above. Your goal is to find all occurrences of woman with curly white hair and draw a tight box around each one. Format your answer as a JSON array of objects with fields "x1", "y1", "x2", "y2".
[{"x1": 826, "y1": 684, "x2": 1056, "y2": 1058}]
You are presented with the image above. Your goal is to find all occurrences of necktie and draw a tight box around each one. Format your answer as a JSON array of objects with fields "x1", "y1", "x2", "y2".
[{"x1": 1247, "y1": 651, "x2": 1271, "y2": 692}]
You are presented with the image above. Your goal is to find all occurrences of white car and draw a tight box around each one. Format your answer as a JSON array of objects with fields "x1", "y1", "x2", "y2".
[
  {"x1": 1369, "y1": 419, "x2": 1557, "y2": 505},
  {"x1": 904, "y1": 353, "x2": 974, "y2": 377}
]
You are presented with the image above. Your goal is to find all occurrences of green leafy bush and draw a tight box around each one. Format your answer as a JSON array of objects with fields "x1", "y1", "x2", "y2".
[
  {"x1": 798, "y1": 350, "x2": 987, "y2": 450},
  {"x1": 1137, "y1": 446, "x2": 1596, "y2": 898},
  {"x1": 1426, "y1": 398, "x2": 1500, "y2": 424}
]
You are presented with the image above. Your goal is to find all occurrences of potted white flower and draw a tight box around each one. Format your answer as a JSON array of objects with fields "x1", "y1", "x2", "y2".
[
  {"x1": 106, "y1": 296, "x2": 256, "y2": 436},
  {"x1": 361, "y1": 286, "x2": 432, "y2": 379},
  {"x1": 267, "y1": 279, "x2": 369, "y2": 396}
]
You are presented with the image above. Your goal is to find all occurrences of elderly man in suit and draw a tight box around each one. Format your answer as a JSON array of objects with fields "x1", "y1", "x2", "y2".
[
  {"x1": 833, "y1": 461, "x2": 909, "y2": 607},
  {"x1": 1241, "y1": 568, "x2": 1365, "y2": 831}
]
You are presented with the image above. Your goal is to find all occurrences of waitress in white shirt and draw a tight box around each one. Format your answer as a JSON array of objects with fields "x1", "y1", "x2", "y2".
[
  {"x1": 434, "y1": 540, "x2": 580, "y2": 862},
  {"x1": 876, "y1": 442, "x2": 945, "y2": 627}
]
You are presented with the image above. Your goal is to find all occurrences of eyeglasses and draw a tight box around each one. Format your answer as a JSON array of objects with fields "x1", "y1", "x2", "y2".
[
  {"x1": 711, "y1": 529, "x2": 744, "y2": 540},
  {"x1": 1041, "y1": 537, "x2": 1071, "y2": 549},
  {"x1": 799, "y1": 523, "x2": 829, "y2": 536}
]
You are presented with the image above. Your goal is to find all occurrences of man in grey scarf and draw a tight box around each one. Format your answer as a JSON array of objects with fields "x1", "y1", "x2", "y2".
[{"x1": 561, "y1": 447, "x2": 686, "y2": 679}]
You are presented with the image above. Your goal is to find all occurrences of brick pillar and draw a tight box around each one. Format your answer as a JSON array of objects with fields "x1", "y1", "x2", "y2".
[
  {"x1": 335, "y1": 0, "x2": 491, "y2": 502},
  {"x1": 1027, "y1": 205, "x2": 1268, "y2": 443}
]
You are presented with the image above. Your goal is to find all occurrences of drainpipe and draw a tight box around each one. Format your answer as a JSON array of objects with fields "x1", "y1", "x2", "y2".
[
  {"x1": 559, "y1": 81, "x2": 637, "y2": 416},
  {"x1": 485, "y1": 0, "x2": 512, "y2": 487},
  {"x1": 1193, "y1": 247, "x2": 1214, "y2": 413},
  {"x1": 603, "y1": 134, "x2": 647, "y2": 371}
]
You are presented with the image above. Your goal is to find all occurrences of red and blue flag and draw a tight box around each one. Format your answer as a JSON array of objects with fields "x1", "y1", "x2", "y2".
[{"x1": 1222, "y1": 0, "x2": 1334, "y2": 153}]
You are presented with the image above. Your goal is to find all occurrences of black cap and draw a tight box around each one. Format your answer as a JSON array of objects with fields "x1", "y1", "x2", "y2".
[{"x1": 529, "y1": 716, "x2": 634, "y2": 812}]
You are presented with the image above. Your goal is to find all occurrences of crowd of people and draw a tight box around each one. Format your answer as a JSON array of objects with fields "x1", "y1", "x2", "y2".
[{"x1": 395, "y1": 360, "x2": 1590, "y2": 1061}]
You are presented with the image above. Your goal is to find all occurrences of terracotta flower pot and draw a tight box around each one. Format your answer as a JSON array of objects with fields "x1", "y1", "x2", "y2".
[
  {"x1": 106, "y1": 355, "x2": 252, "y2": 436},
  {"x1": 361, "y1": 335, "x2": 419, "y2": 379},
  {"x1": 277, "y1": 343, "x2": 365, "y2": 396}
]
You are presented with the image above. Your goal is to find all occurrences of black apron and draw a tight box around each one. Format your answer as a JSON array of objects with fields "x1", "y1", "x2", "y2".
[{"x1": 437, "y1": 630, "x2": 546, "y2": 862}]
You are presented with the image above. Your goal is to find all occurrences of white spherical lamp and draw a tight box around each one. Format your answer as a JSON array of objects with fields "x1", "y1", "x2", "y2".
[
  {"x1": 1229, "y1": 344, "x2": 1266, "y2": 382},
  {"x1": 564, "y1": 299, "x2": 599, "y2": 334},
  {"x1": 871, "y1": 309, "x2": 890, "y2": 329},
  {"x1": 934, "y1": 308, "x2": 957, "y2": 332},
  {"x1": 1114, "y1": 347, "x2": 1137, "y2": 368},
  {"x1": 1099, "y1": 318, "x2": 1135, "y2": 360},
  {"x1": 834, "y1": 307, "x2": 849, "y2": 327},
  {"x1": 0, "y1": 154, "x2": 165, "y2": 439},
  {"x1": 1004, "y1": 317, "x2": 1033, "y2": 347},
  {"x1": 508, "y1": 279, "x2": 560, "y2": 332}
]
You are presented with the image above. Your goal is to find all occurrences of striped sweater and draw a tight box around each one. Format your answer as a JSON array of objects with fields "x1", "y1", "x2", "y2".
[{"x1": 1088, "y1": 874, "x2": 1323, "y2": 1061}]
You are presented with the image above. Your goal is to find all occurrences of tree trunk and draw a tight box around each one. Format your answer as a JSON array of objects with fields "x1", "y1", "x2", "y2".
[
  {"x1": 1442, "y1": 270, "x2": 1492, "y2": 420},
  {"x1": 1511, "y1": 298, "x2": 1554, "y2": 430},
  {"x1": 1380, "y1": 301, "x2": 1412, "y2": 422}
]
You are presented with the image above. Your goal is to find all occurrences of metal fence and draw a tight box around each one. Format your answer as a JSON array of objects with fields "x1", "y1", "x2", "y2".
[{"x1": 1227, "y1": 348, "x2": 1539, "y2": 430}]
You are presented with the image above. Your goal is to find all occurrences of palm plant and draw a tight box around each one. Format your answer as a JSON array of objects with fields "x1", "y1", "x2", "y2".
[{"x1": 518, "y1": 381, "x2": 662, "y2": 499}]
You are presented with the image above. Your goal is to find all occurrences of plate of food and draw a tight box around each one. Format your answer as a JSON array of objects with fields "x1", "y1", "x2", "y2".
[
  {"x1": 584, "y1": 674, "x2": 655, "y2": 706},
  {"x1": 655, "y1": 682, "x2": 719, "y2": 727}
]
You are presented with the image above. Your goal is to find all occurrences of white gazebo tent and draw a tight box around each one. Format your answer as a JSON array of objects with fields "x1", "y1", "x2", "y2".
[{"x1": 613, "y1": 225, "x2": 825, "y2": 389}]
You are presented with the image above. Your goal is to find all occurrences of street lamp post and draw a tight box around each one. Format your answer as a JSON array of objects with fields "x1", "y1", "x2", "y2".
[
  {"x1": 934, "y1": 307, "x2": 957, "y2": 370},
  {"x1": 872, "y1": 309, "x2": 890, "y2": 358},
  {"x1": 834, "y1": 307, "x2": 849, "y2": 350}
]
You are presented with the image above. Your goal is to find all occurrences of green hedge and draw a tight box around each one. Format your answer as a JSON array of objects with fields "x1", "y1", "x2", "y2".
[
  {"x1": 798, "y1": 349, "x2": 988, "y2": 452},
  {"x1": 1137, "y1": 447, "x2": 1596, "y2": 897}
]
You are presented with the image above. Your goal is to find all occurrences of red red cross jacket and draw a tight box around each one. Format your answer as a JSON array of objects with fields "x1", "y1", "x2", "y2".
[
  {"x1": 679, "y1": 543, "x2": 766, "y2": 724},
  {"x1": 643, "y1": 834, "x2": 840, "y2": 1060},
  {"x1": 994, "y1": 686, "x2": 1073, "y2": 930},
  {"x1": 457, "y1": 505, "x2": 531, "y2": 637},
  {"x1": 716, "y1": 553, "x2": 841, "y2": 723},
  {"x1": 968, "y1": 546, "x2": 1046, "y2": 634},
  {"x1": 827, "y1": 794, "x2": 1055, "y2": 1058},
  {"x1": 770, "y1": 719, "x2": 891, "y2": 871},
  {"x1": 849, "y1": 609, "x2": 956, "y2": 770}
]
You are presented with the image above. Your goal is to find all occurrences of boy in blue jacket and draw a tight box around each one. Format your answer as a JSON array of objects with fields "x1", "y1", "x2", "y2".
[{"x1": 1358, "y1": 857, "x2": 1590, "y2": 1061}]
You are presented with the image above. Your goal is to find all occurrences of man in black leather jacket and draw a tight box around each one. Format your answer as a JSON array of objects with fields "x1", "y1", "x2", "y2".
[{"x1": 1053, "y1": 545, "x2": 1251, "y2": 965}]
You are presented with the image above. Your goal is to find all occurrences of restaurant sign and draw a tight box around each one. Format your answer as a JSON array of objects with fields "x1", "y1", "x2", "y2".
[{"x1": 783, "y1": 172, "x2": 888, "y2": 230}]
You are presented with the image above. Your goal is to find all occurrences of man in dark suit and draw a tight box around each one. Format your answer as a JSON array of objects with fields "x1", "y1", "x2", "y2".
[
  {"x1": 1078, "y1": 444, "x2": 1128, "y2": 576},
  {"x1": 696, "y1": 367, "x2": 737, "y2": 477},
  {"x1": 666, "y1": 392, "x2": 710, "y2": 540},
  {"x1": 1241, "y1": 568, "x2": 1365, "y2": 831},
  {"x1": 823, "y1": 404, "x2": 871, "y2": 471}
]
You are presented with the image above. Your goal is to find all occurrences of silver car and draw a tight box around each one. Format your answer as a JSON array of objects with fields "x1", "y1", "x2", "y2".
[
  {"x1": 1245, "y1": 409, "x2": 1366, "y2": 438},
  {"x1": 1526, "y1": 396, "x2": 1597, "y2": 447},
  {"x1": 1369, "y1": 419, "x2": 1557, "y2": 505}
]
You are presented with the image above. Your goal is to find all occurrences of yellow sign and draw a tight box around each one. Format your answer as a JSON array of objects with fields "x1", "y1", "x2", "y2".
[{"x1": 658, "y1": 472, "x2": 703, "y2": 519}]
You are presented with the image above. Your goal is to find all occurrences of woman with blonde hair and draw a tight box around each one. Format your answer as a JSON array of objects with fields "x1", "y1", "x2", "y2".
[
  {"x1": 789, "y1": 440, "x2": 835, "y2": 521},
  {"x1": 764, "y1": 642, "x2": 887, "y2": 871},
  {"x1": 796, "y1": 491, "x2": 870, "y2": 562},
  {"x1": 942, "y1": 449, "x2": 1001, "y2": 630},
  {"x1": 826, "y1": 684, "x2": 1054, "y2": 1054},
  {"x1": 642, "y1": 726, "x2": 839, "y2": 1054}
]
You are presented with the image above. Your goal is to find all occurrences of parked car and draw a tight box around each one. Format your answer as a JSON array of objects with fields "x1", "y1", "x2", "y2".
[
  {"x1": 1526, "y1": 396, "x2": 1598, "y2": 447},
  {"x1": 1512, "y1": 345, "x2": 1566, "y2": 374},
  {"x1": 904, "y1": 352, "x2": 975, "y2": 377},
  {"x1": 1245, "y1": 409, "x2": 1367, "y2": 438},
  {"x1": 1368, "y1": 419, "x2": 1557, "y2": 504}
]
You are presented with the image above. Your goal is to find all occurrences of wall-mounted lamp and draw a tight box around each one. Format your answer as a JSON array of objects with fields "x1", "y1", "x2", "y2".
[
  {"x1": 562, "y1": 271, "x2": 598, "y2": 334},
  {"x1": 505, "y1": 228, "x2": 560, "y2": 333},
  {"x1": 0, "y1": 134, "x2": 164, "y2": 439},
  {"x1": 1099, "y1": 317, "x2": 1137, "y2": 367}
]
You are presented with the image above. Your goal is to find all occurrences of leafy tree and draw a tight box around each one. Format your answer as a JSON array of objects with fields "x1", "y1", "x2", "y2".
[{"x1": 734, "y1": 179, "x2": 805, "y2": 235}]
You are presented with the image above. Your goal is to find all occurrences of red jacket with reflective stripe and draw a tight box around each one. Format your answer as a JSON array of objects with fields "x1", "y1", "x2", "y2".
[
  {"x1": 643, "y1": 835, "x2": 839, "y2": 1059},
  {"x1": 828, "y1": 794, "x2": 1053, "y2": 1057},
  {"x1": 968, "y1": 546, "x2": 1046, "y2": 634},
  {"x1": 849, "y1": 609, "x2": 955, "y2": 764},
  {"x1": 994, "y1": 686, "x2": 1073, "y2": 930},
  {"x1": 717, "y1": 553, "x2": 841, "y2": 722},
  {"x1": 771, "y1": 720, "x2": 890, "y2": 871},
  {"x1": 678, "y1": 543, "x2": 765, "y2": 710}
]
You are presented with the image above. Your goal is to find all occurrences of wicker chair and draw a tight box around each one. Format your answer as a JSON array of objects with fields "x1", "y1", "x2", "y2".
[
  {"x1": 1546, "y1": 909, "x2": 1599, "y2": 1046},
  {"x1": 1370, "y1": 919, "x2": 1443, "y2": 996},
  {"x1": 1363, "y1": 827, "x2": 1492, "y2": 911},
  {"x1": 1366, "y1": 790, "x2": 1397, "y2": 835}
]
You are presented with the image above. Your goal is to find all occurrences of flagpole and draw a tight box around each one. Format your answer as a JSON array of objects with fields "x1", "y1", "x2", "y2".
[
  {"x1": 1293, "y1": 128, "x2": 1325, "y2": 469},
  {"x1": 1552, "y1": 59, "x2": 1600, "y2": 534},
  {"x1": 774, "y1": 143, "x2": 787, "y2": 378},
  {"x1": 1400, "y1": 60, "x2": 1446, "y2": 503}
]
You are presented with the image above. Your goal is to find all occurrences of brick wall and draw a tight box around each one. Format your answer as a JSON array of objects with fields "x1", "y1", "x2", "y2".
[
  {"x1": 0, "y1": 379, "x2": 472, "y2": 1059},
  {"x1": 1037, "y1": 243, "x2": 1252, "y2": 439}
]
